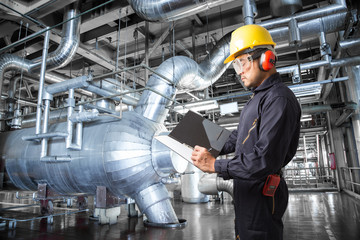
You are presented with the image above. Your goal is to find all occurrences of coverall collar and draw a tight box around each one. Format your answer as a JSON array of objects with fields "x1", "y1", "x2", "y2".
[{"x1": 252, "y1": 72, "x2": 281, "y2": 93}]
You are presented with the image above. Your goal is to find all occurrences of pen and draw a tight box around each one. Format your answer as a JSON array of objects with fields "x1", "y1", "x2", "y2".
[{"x1": 208, "y1": 147, "x2": 212, "y2": 152}]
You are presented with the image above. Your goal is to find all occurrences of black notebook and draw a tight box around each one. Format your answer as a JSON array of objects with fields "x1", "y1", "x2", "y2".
[{"x1": 155, "y1": 111, "x2": 231, "y2": 163}]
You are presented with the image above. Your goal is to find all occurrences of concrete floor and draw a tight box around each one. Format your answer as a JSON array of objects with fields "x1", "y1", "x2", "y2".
[{"x1": 0, "y1": 191, "x2": 360, "y2": 239}]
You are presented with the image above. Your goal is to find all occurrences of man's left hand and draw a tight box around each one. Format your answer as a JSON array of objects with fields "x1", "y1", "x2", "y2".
[{"x1": 191, "y1": 145, "x2": 216, "y2": 173}]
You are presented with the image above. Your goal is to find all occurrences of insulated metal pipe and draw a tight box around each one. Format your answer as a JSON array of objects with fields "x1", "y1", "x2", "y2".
[
  {"x1": 261, "y1": 2, "x2": 346, "y2": 29},
  {"x1": 267, "y1": 12, "x2": 347, "y2": 44},
  {"x1": 134, "y1": 183, "x2": 179, "y2": 224},
  {"x1": 277, "y1": 55, "x2": 360, "y2": 75},
  {"x1": 85, "y1": 84, "x2": 138, "y2": 106},
  {"x1": 35, "y1": 28, "x2": 50, "y2": 135},
  {"x1": 0, "y1": 0, "x2": 114, "y2": 54},
  {"x1": 330, "y1": 56, "x2": 360, "y2": 68},
  {"x1": 29, "y1": 7, "x2": 80, "y2": 72},
  {"x1": 41, "y1": 99, "x2": 51, "y2": 158},
  {"x1": 339, "y1": 38, "x2": 360, "y2": 49},
  {"x1": 135, "y1": 33, "x2": 231, "y2": 123},
  {"x1": 198, "y1": 173, "x2": 234, "y2": 199},
  {"x1": 8, "y1": 75, "x2": 23, "y2": 114},
  {"x1": 45, "y1": 76, "x2": 90, "y2": 95},
  {"x1": 288, "y1": 18, "x2": 302, "y2": 47},
  {"x1": 21, "y1": 109, "x2": 67, "y2": 128},
  {"x1": 243, "y1": 0, "x2": 255, "y2": 25},
  {"x1": 66, "y1": 89, "x2": 75, "y2": 149},
  {"x1": 270, "y1": 0, "x2": 302, "y2": 17},
  {"x1": 347, "y1": 66, "x2": 360, "y2": 167},
  {"x1": 0, "y1": 8, "x2": 81, "y2": 100},
  {"x1": 181, "y1": 164, "x2": 209, "y2": 203},
  {"x1": 127, "y1": 0, "x2": 236, "y2": 22}
]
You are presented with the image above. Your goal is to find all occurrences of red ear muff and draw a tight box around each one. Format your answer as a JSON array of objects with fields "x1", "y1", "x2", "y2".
[{"x1": 259, "y1": 50, "x2": 276, "y2": 71}]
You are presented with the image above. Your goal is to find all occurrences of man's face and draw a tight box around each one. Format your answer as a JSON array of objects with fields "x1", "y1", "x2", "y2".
[{"x1": 232, "y1": 53, "x2": 264, "y2": 89}]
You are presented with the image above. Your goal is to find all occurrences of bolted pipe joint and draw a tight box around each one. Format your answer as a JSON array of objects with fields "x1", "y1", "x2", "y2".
[
  {"x1": 292, "y1": 67, "x2": 301, "y2": 84},
  {"x1": 319, "y1": 29, "x2": 332, "y2": 64},
  {"x1": 10, "y1": 109, "x2": 22, "y2": 129}
]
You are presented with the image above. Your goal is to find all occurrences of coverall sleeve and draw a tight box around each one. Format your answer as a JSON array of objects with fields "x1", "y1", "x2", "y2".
[
  {"x1": 217, "y1": 96, "x2": 299, "y2": 180},
  {"x1": 214, "y1": 130, "x2": 237, "y2": 179},
  {"x1": 220, "y1": 130, "x2": 238, "y2": 155}
]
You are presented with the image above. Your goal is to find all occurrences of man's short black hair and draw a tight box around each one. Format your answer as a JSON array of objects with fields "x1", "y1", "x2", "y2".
[{"x1": 248, "y1": 48, "x2": 268, "y2": 60}]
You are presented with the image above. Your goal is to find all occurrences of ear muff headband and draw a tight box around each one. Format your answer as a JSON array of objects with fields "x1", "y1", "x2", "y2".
[{"x1": 259, "y1": 50, "x2": 276, "y2": 71}]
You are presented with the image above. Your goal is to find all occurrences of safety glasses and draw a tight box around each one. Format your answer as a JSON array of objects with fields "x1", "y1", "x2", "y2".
[{"x1": 232, "y1": 54, "x2": 253, "y2": 75}]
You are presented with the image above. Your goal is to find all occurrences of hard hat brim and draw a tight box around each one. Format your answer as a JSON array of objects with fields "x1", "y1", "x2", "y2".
[{"x1": 224, "y1": 53, "x2": 236, "y2": 64}]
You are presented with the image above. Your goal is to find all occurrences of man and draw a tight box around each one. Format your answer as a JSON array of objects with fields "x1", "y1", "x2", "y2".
[{"x1": 191, "y1": 24, "x2": 301, "y2": 240}]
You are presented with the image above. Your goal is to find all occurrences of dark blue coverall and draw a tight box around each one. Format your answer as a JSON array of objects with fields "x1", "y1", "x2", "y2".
[{"x1": 215, "y1": 73, "x2": 301, "y2": 240}]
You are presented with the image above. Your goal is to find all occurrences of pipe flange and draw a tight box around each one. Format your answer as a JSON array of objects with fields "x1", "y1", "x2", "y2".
[{"x1": 143, "y1": 218, "x2": 187, "y2": 228}]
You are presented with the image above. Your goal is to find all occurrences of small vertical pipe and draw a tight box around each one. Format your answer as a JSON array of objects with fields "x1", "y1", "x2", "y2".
[
  {"x1": 75, "y1": 104, "x2": 84, "y2": 149},
  {"x1": 35, "y1": 27, "x2": 50, "y2": 134},
  {"x1": 326, "y1": 111, "x2": 341, "y2": 191},
  {"x1": 316, "y1": 134, "x2": 320, "y2": 176},
  {"x1": 115, "y1": 9, "x2": 121, "y2": 82},
  {"x1": 243, "y1": 0, "x2": 254, "y2": 25},
  {"x1": 289, "y1": 18, "x2": 302, "y2": 47},
  {"x1": 145, "y1": 21, "x2": 149, "y2": 83},
  {"x1": 303, "y1": 135, "x2": 308, "y2": 185},
  {"x1": 41, "y1": 99, "x2": 51, "y2": 158},
  {"x1": 319, "y1": 29, "x2": 330, "y2": 63},
  {"x1": 192, "y1": 21, "x2": 196, "y2": 61},
  {"x1": 303, "y1": 136, "x2": 307, "y2": 163},
  {"x1": 66, "y1": 88, "x2": 75, "y2": 149}
]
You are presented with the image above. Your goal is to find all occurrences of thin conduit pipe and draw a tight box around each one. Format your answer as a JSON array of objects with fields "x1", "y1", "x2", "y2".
[
  {"x1": 243, "y1": 0, "x2": 254, "y2": 25},
  {"x1": 324, "y1": 38, "x2": 360, "y2": 95},
  {"x1": 276, "y1": 53, "x2": 360, "y2": 75},
  {"x1": 41, "y1": 98, "x2": 51, "y2": 158},
  {"x1": 35, "y1": 28, "x2": 50, "y2": 135},
  {"x1": 339, "y1": 38, "x2": 360, "y2": 49}
]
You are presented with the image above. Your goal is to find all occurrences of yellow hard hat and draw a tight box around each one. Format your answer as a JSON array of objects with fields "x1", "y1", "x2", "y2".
[{"x1": 224, "y1": 24, "x2": 276, "y2": 64}]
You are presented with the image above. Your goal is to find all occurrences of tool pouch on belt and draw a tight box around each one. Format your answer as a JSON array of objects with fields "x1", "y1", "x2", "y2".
[{"x1": 262, "y1": 174, "x2": 280, "y2": 197}]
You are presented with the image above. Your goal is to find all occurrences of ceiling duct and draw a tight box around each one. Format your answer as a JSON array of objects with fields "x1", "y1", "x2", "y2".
[
  {"x1": 0, "y1": 6, "x2": 80, "y2": 99},
  {"x1": 127, "y1": 0, "x2": 236, "y2": 22},
  {"x1": 270, "y1": 0, "x2": 303, "y2": 17}
]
